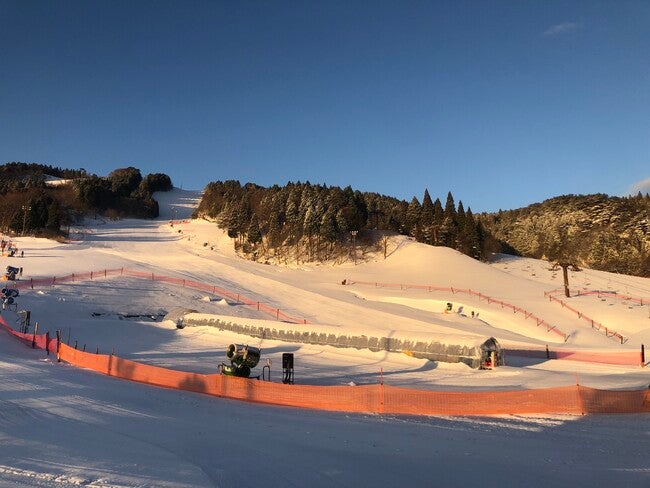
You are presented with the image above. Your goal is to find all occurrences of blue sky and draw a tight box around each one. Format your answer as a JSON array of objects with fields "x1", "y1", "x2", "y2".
[{"x1": 1, "y1": 1, "x2": 648, "y2": 212}]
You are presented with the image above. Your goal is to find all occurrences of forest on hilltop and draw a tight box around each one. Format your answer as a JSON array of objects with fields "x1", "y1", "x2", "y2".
[
  {"x1": 2, "y1": 161, "x2": 647, "y2": 277},
  {"x1": 196, "y1": 180, "x2": 650, "y2": 277},
  {"x1": 0, "y1": 162, "x2": 171, "y2": 238},
  {"x1": 194, "y1": 180, "x2": 498, "y2": 264},
  {"x1": 479, "y1": 193, "x2": 650, "y2": 277}
]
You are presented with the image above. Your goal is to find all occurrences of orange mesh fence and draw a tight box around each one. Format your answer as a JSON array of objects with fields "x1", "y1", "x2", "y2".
[
  {"x1": 55, "y1": 343, "x2": 650, "y2": 415},
  {"x1": 349, "y1": 280, "x2": 568, "y2": 341},
  {"x1": 16, "y1": 267, "x2": 307, "y2": 324},
  {"x1": 544, "y1": 289, "x2": 627, "y2": 343},
  {"x1": 2, "y1": 324, "x2": 648, "y2": 415},
  {"x1": 554, "y1": 350, "x2": 641, "y2": 365},
  {"x1": 0, "y1": 316, "x2": 57, "y2": 352},
  {"x1": 505, "y1": 347, "x2": 643, "y2": 367}
]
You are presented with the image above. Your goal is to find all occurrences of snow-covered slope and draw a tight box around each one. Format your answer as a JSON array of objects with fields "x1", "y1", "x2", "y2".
[{"x1": 1, "y1": 187, "x2": 648, "y2": 487}]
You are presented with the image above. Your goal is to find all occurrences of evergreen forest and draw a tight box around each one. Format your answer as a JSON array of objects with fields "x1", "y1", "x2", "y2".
[{"x1": 1, "y1": 161, "x2": 648, "y2": 277}]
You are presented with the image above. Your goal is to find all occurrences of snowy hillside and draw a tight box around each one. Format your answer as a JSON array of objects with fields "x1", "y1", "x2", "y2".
[{"x1": 0, "y1": 187, "x2": 648, "y2": 487}]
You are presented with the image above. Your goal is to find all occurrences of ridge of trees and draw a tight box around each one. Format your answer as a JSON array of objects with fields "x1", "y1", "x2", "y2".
[
  {"x1": 3, "y1": 162, "x2": 646, "y2": 277},
  {"x1": 0, "y1": 162, "x2": 172, "y2": 238},
  {"x1": 478, "y1": 193, "x2": 650, "y2": 277},
  {"x1": 194, "y1": 180, "x2": 498, "y2": 264}
]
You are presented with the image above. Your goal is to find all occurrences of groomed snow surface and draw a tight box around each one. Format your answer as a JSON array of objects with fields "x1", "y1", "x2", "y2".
[{"x1": 1, "y1": 188, "x2": 649, "y2": 487}]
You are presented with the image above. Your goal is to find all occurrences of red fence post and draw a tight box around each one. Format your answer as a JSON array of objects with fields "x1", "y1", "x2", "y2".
[{"x1": 640, "y1": 344, "x2": 645, "y2": 367}]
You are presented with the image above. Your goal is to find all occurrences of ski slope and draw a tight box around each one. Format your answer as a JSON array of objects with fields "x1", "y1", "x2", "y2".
[{"x1": 0, "y1": 187, "x2": 648, "y2": 487}]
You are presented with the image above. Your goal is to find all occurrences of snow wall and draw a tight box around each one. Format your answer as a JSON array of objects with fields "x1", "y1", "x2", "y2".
[
  {"x1": 2, "y1": 316, "x2": 649, "y2": 416},
  {"x1": 178, "y1": 312, "x2": 488, "y2": 368}
]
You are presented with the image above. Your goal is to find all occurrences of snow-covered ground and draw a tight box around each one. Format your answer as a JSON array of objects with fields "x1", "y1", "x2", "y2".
[{"x1": 0, "y1": 188, "x2": 648, "y2": 487}]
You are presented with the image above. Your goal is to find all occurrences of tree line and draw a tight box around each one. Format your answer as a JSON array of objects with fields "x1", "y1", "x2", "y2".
[
  {"x1": 194, "y1": 180, "x2": 497, "y2": 263},
  {"x1": 478, "y1": 193, "x2": 650, "y2": 277},
  {"x1": 0, "y1": 163, "x2": 172, "y2": 237}
]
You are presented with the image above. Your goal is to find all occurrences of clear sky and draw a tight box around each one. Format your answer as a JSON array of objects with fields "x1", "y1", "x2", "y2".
[{"x1": 1, "y1": 1, "x2": 648, "y2": 212}]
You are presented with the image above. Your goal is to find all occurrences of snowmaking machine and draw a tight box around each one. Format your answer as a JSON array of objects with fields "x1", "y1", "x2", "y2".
[
  {"x1": 4, "y1": 266, "x2": 20, "y2": 281},
  {"x1": 220, "y1": 344, "x2": 261, "y2": 378},
  {"x1": 1, "y1": 286, "x2": 19, "y2": 310}
]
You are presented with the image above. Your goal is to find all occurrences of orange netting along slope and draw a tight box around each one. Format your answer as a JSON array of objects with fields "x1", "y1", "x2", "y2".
[{"x1": 57, "y1": 343, "x2": 650, "y2": 416}]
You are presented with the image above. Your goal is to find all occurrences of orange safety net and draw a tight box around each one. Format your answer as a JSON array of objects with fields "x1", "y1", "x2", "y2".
[
  {"x1": 0, "y1": 316, "x2": 57, "y2": 352},
  {"x1": 57, "y1": 343, "x2": 650, "y2": 416},
  {"x1": 16, "y1": 267, "x2": 307, "y2": 324},
  {"x1": 505, "y1": 347, "x2": 643, "y2": 367},
  {"x1": 349, "y1": 280, "x2": 569, "y2": 341}
]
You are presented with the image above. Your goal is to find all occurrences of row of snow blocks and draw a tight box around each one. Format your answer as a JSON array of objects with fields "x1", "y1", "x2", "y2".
[{"x1": 183, "y1": 316, "x2": 483, "y2": 368}]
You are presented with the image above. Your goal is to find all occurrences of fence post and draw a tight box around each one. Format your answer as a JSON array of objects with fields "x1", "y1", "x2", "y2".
[
  {"x1": 30, "y1": 278, "x2": 34, "y2": 289},
  {"x1": 45, "y1": 331, "x2": 50, "y2": 356},
  {"x1": 545, "y1": 344, "x2": 550, "y2": 359},
  {"x1": 31, "y1": 322, "x2": 39, "y2": 348},
  {"x1": 55, "y1": 330, "x2": 61, "y2": 362},
  {"x1": 641, "y1": 344, "x2": 645, "y2": 367}
]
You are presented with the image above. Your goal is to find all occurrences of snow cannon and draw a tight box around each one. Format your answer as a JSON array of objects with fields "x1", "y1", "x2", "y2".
[
  {"x1": 221, "y1": 344, "x2": 261, "y2": 378},
  {"x1": 5, "y1": 266, "x2": 19, "y2": 280},
  {"x1": 1, "y1": 288, "x2": 18, "y2": 298}
]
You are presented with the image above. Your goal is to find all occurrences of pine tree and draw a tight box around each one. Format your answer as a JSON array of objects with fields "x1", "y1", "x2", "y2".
[
  {"x1": 405, "y1": 197, "x2": 421, "y2": 238},
  {"x1": 440, "y1": 192, "x2": 457, "y2": 247},
  {"x1": 420, "y1": 189, "x2": 435, "y2": 244},
  {"x1": 247, "y1": 214, "x2": 262, "y2": 245},
  {"x1": 432, "y1": 198, "x2": 443, "y2": 244},
  {"x1": 319, "y1": 208, "x2": 338, "y2": 258}
]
